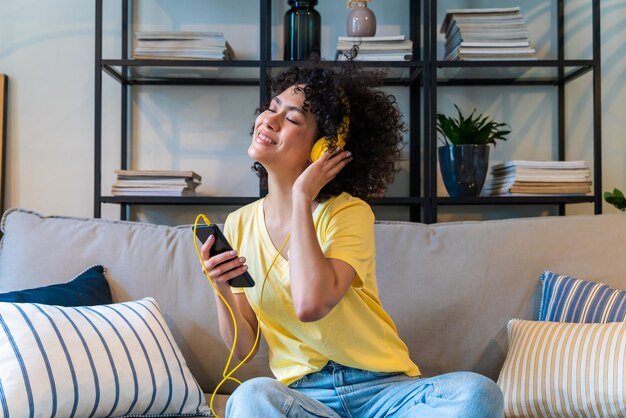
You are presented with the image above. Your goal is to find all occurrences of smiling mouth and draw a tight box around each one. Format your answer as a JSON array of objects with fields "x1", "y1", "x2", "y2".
[{"x1": 256, "y1": 132, "x2": 277, "y2": 145}]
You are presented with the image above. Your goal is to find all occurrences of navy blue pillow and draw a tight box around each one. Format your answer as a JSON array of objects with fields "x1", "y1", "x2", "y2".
[{"x1": 0, "y1": 265, "x2": 112, "y2": 306}]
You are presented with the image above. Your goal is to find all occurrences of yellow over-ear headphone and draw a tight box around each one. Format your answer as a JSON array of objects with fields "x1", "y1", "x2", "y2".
[{"x1": 310, "y1": 95, "x2": 350, "y2": 162}]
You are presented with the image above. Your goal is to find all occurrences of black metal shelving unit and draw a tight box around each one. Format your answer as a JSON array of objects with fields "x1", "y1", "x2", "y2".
[
  {"x1": 424, "y1": 0, "x2": 602, "y2": 223},
  {"x1": 94, "y1": 0, "x2": 425, "y2": 221},
  {"x1": 95, "y1": 0, "x2": 601, "y2": 224}
]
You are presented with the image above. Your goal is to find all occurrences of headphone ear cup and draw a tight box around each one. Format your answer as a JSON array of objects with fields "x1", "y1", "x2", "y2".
[
  {"x1": 310, "y1": 136, "x2": 347, "y2": 162},
  {"x1": 310, "y1": 137, "x2": 329, "y2": 162}
]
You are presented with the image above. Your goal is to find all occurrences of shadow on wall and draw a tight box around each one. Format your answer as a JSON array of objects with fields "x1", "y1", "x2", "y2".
[{"x1": 597, "y1": 1, "x2": 626, "y2": 117}]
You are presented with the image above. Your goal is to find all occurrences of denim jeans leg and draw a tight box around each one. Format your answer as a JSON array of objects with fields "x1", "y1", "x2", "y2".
[
  {"x1": 382, "y1": 371, "x2": 504, "y2": 418},
  {"x1": 323, "y1": 368, "x2": 503, "y2": 418},
  {"x1": 225, "y1": 376, "x2": 341, "y2": 418}
]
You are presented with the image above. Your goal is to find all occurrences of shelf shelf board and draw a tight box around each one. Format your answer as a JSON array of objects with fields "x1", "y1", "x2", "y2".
[
  {"x1": 101, "y1": 196, "x2": 259, "y2": 205},
  {"x1": 436, "y1": 59, "x2": 595, "y2": 86},
  {"x1": 103, "y1": 59, "x2": 262, "y2": 67},
  {"x1": 370, "y1": 197, "x2": 425, "y2": 206},
  {"x1": 436, "y1": 195, "x2": 595, "y2": 205},
  {"x1": 268, "y1": 60, "x2": 424, "y2": 85},
  {"x1": 102, "y1": 59, "x2": 262, "y2": 85},
  {"x1": 267, "y1": 60, "x2": 422, "y2": 68},
  {"x1": 101, "y1": 59, "x2": 425, "y2": 86},
  {"x1": 101, "y1": 196, "x2": 425, "y2": 206}
]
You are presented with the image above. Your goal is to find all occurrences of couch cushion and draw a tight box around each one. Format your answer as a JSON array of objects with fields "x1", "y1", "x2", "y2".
[
  {"x1": 0, "y1": 265, "x2": 112, "y2": 306},
  {"x1": 539, "y1": 270, "x2": 626, "y2": 323},
  {"x1": 497, "y1": 319, "x2": 626, "y2": 417},
  {"x1": 372, "y1": 214, "x2": 626, "y2": 380},
  {"x1": 0, "y1": 297, "x2": 211, "y2": 417}
]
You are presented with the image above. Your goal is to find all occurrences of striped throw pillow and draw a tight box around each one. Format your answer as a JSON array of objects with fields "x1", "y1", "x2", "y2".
[
  {"x1": 0, "y1": 297, "x2": 211, "y2": 417},
  {"x1": 539, "y1": 271, "x2": 626, "y2": 323},
  {"x1": 498, "y1": 319, "x2": 626, "y2": 418}
]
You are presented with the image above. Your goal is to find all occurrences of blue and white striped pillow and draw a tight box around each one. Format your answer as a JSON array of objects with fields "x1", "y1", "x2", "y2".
[
  {"x1": 0, "y1": 297, "x2": 211, "y2": 417},
  {"x1": 539, "y1": 270, "x2": 626, "y2": 323}
]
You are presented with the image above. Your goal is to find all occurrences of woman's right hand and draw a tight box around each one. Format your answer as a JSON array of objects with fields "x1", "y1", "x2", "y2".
[
  {"x1": 200, "y1": 234, "x2": 248, "y2": 292},
  {"x1": 200, "y1": 234, "x2": 259, "y2": 360}
]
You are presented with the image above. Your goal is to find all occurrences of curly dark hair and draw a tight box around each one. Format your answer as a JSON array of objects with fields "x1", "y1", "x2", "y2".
[{"x1": 251, "y1": 60, "x2": 406, "y2": 202}]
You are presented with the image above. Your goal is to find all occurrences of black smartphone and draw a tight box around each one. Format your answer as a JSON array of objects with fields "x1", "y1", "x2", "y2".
[{"x1": 193, "y1": 224, "x2": 255, "y2": 287}]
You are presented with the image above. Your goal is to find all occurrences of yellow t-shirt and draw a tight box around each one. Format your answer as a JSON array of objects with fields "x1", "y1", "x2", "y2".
[{"x1": 224, "y1": 192, "x2": 420, "y2": 385}]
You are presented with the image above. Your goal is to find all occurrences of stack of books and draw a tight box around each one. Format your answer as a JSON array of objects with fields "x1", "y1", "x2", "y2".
[
  {"x1": 441, "y1": 7, "x2": 536, "y2": 61},
  {"x1": 134, "y1": 31, "x2": 234, "y2": 60},
  {"x1": 111, "y1": 170, "x2": 202, "y2": 197},
  {"x1": 336, "y1": 35, "x2": 412, "y2": 61},
  {"x1": 484, "y1": 160, "x2": 591, "y2": 195}
]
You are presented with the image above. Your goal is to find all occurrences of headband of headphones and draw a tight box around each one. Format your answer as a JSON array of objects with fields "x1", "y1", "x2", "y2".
[{"x1": 337, "y1": 94, "x2": 350, "y2": 144}]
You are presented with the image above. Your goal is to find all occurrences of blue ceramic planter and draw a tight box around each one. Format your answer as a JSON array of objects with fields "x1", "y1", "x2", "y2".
[{"x1": 438, "y1": 144, "x2": 489, "y2": 197}]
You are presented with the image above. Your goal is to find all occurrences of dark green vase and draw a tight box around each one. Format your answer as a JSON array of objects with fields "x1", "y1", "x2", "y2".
[
  {"x1": 438, "y1": 144, "x2": 489, "y2": 197},
  {"x1": 284, "y1": 0, "x2": 321, "y2": 61}
]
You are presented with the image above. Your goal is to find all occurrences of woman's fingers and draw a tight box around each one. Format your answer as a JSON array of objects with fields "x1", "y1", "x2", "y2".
[
  {"x1": 203, "y1": 250, "x2": 238, "y2": 270},
  {"x1": 322, "y1": 146, "x2": 344, "y2": 161},
  {"x1": 203, "y1": 252, "x2": 247, "y2": 282},
  {"x1": 322, "y1": 150, "x2": 352, "y2": 175},
  {"x1": 198, "y1": 233, "x2": 249, "y2": 286},
  {"x1": 296, "y1": 148, "x2": 352, "y2": 200},
  {"x1": 209, "y1": 259, "x2": 248, "y2": 284},
  {"x1": 207, "y1": 255, "x2": 246, "y2": 275},
  {"x1": 200, "y1": 234, "x2": 215, "y2": 260}
]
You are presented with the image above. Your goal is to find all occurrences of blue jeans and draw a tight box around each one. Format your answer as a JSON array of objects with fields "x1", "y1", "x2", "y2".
[{"x1": 226, "y1": 362, "x2": 503, "y2": 418}]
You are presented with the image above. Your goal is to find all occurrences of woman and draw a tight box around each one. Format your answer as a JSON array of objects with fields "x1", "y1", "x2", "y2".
[{"x1": 201, "y1": 62, "x2": 504, "y2": 418}]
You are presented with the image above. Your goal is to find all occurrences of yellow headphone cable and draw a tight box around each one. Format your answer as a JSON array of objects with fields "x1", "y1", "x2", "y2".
[{"x1": 193, "y1": 213, "x2": 289, "y2": 418}]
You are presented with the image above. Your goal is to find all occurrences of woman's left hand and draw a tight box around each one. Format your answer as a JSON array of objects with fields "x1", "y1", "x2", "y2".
[{"x1": 293, "y1": 148, "x2": 353, "y2": 201}]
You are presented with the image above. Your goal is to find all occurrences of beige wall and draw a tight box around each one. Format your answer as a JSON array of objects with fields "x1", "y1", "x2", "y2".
[{"x1": 1, "y1": 0, "x2": 624, "y2": 225}]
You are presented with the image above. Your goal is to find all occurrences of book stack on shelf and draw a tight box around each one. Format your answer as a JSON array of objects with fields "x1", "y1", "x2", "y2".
[
  {"x1": 441, "y1": 7, "x2": 536, "y2": 61},
  {"x1": 111, "y1": 170, "x2": 202, "y2": 197},
  {"x1": 336, "y1": 35, "x2": 413, "y2": 61},
  {"x1": 134, "y1": 31, "x2": 234, "y2": 60},
  {"x1": 484, "y1": 160, "x2": 591, "y2": 196}
]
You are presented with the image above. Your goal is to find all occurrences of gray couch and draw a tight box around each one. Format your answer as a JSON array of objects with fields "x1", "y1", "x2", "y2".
[{"x1": 1, "y1": 207, "x2": 625, "y2": 417}]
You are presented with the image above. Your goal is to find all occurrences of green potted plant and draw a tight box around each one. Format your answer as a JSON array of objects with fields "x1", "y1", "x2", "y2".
[
  {"x1": 604, "y1": 188, "x2": 625, "y2": 211},
  {"x1": 437, "y1": 104, "x2": 510, "y2": 197}
]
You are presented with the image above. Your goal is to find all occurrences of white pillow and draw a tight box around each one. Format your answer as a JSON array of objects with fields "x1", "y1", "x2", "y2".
[
  {"x1": 0, "y1": 297, "x2": 211, "y2": 417},
  {"x1": 498, "y1": 319, "x2": 626, "y2": 418}
]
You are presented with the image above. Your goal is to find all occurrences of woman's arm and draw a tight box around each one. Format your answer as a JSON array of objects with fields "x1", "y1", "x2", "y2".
[
  {"x1": 290, "y1": 149, "x2": 356, "y2": 322},
  {"x1": 201, "y1": 235, "x2": 260, "y2": 360},
  {"x1": 289, "y1": 195, "x2": 356, "y2": 322}
]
